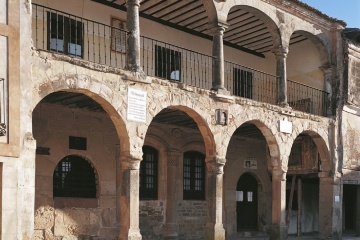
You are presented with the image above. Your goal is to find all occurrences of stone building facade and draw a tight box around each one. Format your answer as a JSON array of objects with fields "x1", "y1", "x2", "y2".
[{"x1": 0, "y1": 0, "x2": 358, "y2": 239}]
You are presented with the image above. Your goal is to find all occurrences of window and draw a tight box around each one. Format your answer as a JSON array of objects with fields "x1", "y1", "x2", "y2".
[
  {"x1": 233, "y1": 68, "x2": 253, "y2": 98},
  {"x1": 140, "y1": 146, "x2": 158, "y2": 200},
  {"x1": 111, "y1": 17, "x2": 126, "y2": 53},
  {"x1": 47, "y1": 12, "x2": 83, "y2": 57},
  {"x1": 183, "y1": 151, "x2": 205, "y2": 200},
  {"x1": 53, "y1": 155, "x2": 96, "y2": 198},
  {"x1": 155, "y1": 45, "x2": 181, "y2": 81}
]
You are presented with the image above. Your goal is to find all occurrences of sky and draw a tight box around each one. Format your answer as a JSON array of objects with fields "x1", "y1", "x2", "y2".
[{"x1": 299, "y1": 0, "x2": 360, "y2": 28}]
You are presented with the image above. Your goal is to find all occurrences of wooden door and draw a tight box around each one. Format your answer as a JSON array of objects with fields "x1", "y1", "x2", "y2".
[{"x1": 236, "y1": 173, "x2": 258, "y2": 231}]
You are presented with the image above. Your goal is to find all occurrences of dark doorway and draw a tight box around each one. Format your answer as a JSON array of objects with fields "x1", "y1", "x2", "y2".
[
  {"x1": 236, "y1": 173, "x2": 258, "y2": 231},
  {"x1": 343, "y1": 184, "x2": 357, "y2": 230}
]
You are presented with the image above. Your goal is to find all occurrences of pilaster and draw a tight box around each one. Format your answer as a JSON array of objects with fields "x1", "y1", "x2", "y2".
[{"x1": 164, "y1": 150, "x2": 181, "y2": 239}]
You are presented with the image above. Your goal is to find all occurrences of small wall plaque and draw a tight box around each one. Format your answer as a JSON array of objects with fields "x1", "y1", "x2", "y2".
[
  {"x1": 279, "y1": 117, "x2": 292, "y2": 134},
  {"x1": 36, "y1": 147, "x2": 50, "y2": 155}
]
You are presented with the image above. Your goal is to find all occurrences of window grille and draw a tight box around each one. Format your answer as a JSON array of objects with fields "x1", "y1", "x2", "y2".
[
  {"x1": 53, "y1": 155, "x2": 96, "y2": 198},
  {"x1": 139, "y1": 146, "x2": 158, "y2": 200},
  {"x1": 155, "y1": 45, "x2": 181, "y2": 81},
  {"x1": 47, "y1": 12, "x2": 84, "y2": 57},
  {"x1": 183, "y1": 151, "x2": 205, "y2": 200},
  {"x1": 111, "y1": 18, "x2": 127, "y2": 53}
]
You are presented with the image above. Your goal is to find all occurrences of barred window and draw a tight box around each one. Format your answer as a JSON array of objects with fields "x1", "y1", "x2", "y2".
[
  {"x1": 233, "y1": 68, "x2": 253, "y2": 99},
  {"x1": 111, "y1": 18, "x2": 127, "y2": 53},
  {"x1": 183, "y1": 151, "x2": 205, "y2": 200},
  {"x1": 53, "y1": 155, "x2": 96, "y2": 198},
  {"x1": 140, "y1": 146, "x2": 158, "y2": 200}
]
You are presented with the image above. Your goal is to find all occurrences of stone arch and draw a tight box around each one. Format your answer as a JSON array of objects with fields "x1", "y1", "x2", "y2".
[
  {"x1": 287, "y1": 128, "x2": 331, "y2": 173},
  {"x1": 226, "y1": 118, "x2": 280, "y2": 167},
  {"x1": 230, "y1": 168, "x2": 264, "y2": 192},
  {"x1": 199, "y1": 0, "x2": 218, "y2": 25},
  {"x1": 224, "y1": 4, "x2": 282, "y2": 49},
  {"x1": 287, "y1": 30, "x2": 331, "y2": 67},
  {"x1": 147, "y1": 105, "x2": 215, "y2": 159},
  {"x1": 32, "y1": 79, "x2": 130, "y2": 155}
]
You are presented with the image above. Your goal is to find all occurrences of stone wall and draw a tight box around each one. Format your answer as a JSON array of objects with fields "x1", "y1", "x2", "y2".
[
  {"x1": 33, "y1": 103, "x2": 119, "y2": 239},
  {"x1": 139, "y1": 201, "x2": 165, "y2": 239},
  {"x1": 347, "y1": 43, "x2": 360, "y2": 106},
  {"x1": 177, "y1": 201, "x2": 207, "y2": 240}
]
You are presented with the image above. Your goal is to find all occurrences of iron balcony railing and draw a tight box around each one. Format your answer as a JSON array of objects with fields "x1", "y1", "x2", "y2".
[
  {"x1": 32, "y1": 3, "x2": 329, "y2": 117},
  {"x1": 287, "y1": 80, "x2": 329, "y2": 116}
]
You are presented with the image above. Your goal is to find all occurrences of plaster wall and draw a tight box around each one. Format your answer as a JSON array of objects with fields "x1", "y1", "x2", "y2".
[
  {"x1": 342, "y1": 110, "x2": 360, "y2": 172},
  {"x1": 0, "y1": 35, "x2": 7, "y2": 143},
  {"x1": 347, "y1": 45, "x2": 360, "y2": 106},
  {"x1": 32, "y1": 103, "x2": 119, "y2": 239}
]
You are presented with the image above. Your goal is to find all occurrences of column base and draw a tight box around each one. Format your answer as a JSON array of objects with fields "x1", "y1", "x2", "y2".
[
  {"x1": 269, "y1": 224, "x2": 287, "y2": 240},
  {"x1": 204, "y1": 223, "x2": 225, "y2": 240},
  {"x1": 119, "y1": 228, "x2": 142, "y2": 240},
  {"x1": 164, "y1": 223, "x2": 179, "y2": 240},
  {"x1": 124, "y1": 68, "x2": 151, "y2": 84}
]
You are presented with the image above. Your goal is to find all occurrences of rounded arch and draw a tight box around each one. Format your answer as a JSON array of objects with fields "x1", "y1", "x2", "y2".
[
  {"x1": 147, "y1": 105, "x2": 215, "y2": 159},
  {"x1": 288, "y1": 30, "x2": 331, "y2": 67},
  {"x1": 226, "y1": 119, "x2": 280, "y2": 167},
  {"x1": 53, "y1": 154, "x2": 99, "y2": 198},
  {"x1": 224, "y1": 4, "x2": 282, "y2": 49},
  {"x1": 288, "y1": 129, "x2": 331, "y2": 173},
  {"x1": 199, "y1": 0, "x2": 219, "y2": 25},
  {"x1": 32, "y1": 80, "x2": 130, "y2": 155}
]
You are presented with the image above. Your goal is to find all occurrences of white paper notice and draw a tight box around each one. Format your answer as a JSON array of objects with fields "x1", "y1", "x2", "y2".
[{"x1": 127, "y1": 88, "x2": 147, "y2": 123}]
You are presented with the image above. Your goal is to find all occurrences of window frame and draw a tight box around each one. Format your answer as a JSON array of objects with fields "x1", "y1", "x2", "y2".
[
  {"x1": 155, "y1": 45, "x2": 181, "y2": 81},
  {"x1": 47, "y1": 12, "x2": 84, "y2": 58},
  {"x1": 139, "y1": 146, "x2": 159, "y2": 200},
  {"x1": 183, "y1": 151, "x2": 206, "y2": 200}
]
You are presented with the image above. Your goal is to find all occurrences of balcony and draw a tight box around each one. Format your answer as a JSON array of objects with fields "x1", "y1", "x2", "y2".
[{"x1": 32, "y1": 3, "x2": 329, "y2": 117}]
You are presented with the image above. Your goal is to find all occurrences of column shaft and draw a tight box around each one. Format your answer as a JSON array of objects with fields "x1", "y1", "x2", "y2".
[
  {"x1": 118, "y1": 154, "x2": 142, "y2": 240},
  {"x1": 273, "y1": 47, "x2": 288, "y2": 106},
  {"x1": 204, "y1": 156, "x2": 225, "y2": 240},
  {"x1": 270, "y1": 169, "x2": 287, "y2": 240},
  {"x1": 211, "y1": 24, "x2": 228, "y2": 92},
  {"x1": 126, "y1": 0, "x2": 142, "y2": 72}
]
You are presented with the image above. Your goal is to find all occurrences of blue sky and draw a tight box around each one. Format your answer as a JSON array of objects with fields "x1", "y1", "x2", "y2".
[{"x1": 300, "y1": 0, "x2": 360, "y2": 28}]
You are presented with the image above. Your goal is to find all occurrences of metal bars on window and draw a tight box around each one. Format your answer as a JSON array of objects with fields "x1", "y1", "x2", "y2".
[
  {"x1": 32, "y1": 4, "x2": 127, "y2": 68},
  {"x1": 140, "y1": 146, "x2": 158, "y2": 200},
  {"x1": 183, "y1": 151, "x2": 205, "y2": 200}
]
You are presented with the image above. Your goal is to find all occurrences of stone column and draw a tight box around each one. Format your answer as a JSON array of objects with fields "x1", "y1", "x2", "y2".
[
  {"x1": 118, "y1": 153, "x2": 142, "y2": 240},
  {"x1": 320, "y1": 65, "x2": 334, "y2": 116},
  {"x1": 211, "y1": 23, "x2": 228, "y2": 93},
  {"x1": 318, "y1": 173, "x2": 342, "y2": 239},
  {"x1": 204, "y1": 156, "x2": 226, "y2": 240},
  {"x1": 164, "y1": 151, "x2": 181, "y2": 239},
  {"x1": 273, "y1": 47, "x2": 289, "y2": 107},
  {"x1": 270, "y1": 168, "x2": 287, "y2": 240},
  {"x1": 125, "y1": 0, "x2": 143, "y2": 72}
]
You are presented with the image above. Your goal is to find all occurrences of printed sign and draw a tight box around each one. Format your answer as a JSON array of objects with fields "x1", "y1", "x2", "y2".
[{"x1": 127, "y1": 88, "x2": 147, "y2": 123}]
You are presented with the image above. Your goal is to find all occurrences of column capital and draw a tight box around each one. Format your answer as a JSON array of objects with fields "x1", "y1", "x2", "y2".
[
  {"x1": 319, "y1": 64, "x2": 335, "y2": 74},
  {"x1": 272, "y1": 46, "x2": 289, "y2": 59},
  {"x1": 120, "y1": 152, "x2": 142, "y2": 170},
  {"x1": 272, "y1": 167, "x2": 287, "y2": 181},
  {"x1": 166, "y1": 150, "x2": 181, "y2": 167},
  {"x1": 125, "y1": 0, "x2": 142, "y2": 7},
  {"x1": 208, "y1": 21, "x2": 229, "y2": 35},
  {"x1": 206, "y1": 156, "x2": 226, "y2": 174}
]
